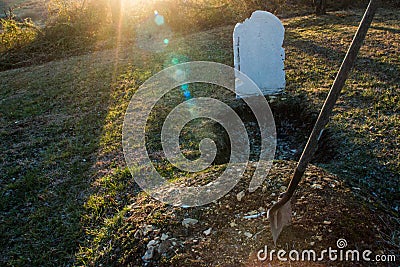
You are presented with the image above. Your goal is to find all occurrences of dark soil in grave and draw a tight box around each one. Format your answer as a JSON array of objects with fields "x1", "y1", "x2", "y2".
[
  {"x1": 269, "y1": 94, "x2": 336, "y2": 163},
  {"x1": 146, "y1": 93, "x2": 336, "y2": 168},
  {"x1": 197, "y1": 93, "x2": 337, "y2": 165}
]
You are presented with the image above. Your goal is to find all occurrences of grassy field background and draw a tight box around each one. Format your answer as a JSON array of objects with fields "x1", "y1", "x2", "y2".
[{"x1": 0, "y1": 3, "x2": 399, "y2": 266}]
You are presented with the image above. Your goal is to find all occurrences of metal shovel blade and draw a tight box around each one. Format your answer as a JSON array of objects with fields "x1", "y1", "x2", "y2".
[{"x1": 268, "y1": 199, "x2": 292, "y2": 244}]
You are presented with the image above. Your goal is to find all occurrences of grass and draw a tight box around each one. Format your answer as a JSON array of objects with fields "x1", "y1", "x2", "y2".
[
  {"x1": 282, "y1": 9, "x2": 399, "y2": 208},
  {"x1": 0, "y1": 7, "x2": 399, "y2": 266}
]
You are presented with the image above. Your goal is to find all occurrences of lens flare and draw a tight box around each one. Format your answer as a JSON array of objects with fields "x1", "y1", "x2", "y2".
[
  {"x1": 136, "y1": 11, "x2": 172, "y2": 52},
  {"x1": 171, "y1": 58, "x2": 180, "y2": 65},
  {"x1": 154, "y1": 14, "x2": 165, "y2": 26},
  {"x1": 181, "y1": 84, "x2": 189, "y2": 90}
]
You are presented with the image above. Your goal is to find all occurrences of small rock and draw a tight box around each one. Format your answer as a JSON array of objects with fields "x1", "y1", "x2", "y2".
[
  {"x1": 243, "y1": 211, "x2": 265, "y2": 219},
  {"x1": 147, "y1": 240, "x2": 159, "y2": 248},
  {"x1": 142, "y1": 246, "x2": 154, "y2": 261},
  {"x1": 203, "y1": 228, "x2": 212, "y2": 236},
  {"x1": 310, "y1": 241, "x2": 315, "y2": 246},
  {"x1": 323, "y1": 220, "x2": 331, "y2": 225},
  {"x1": 230, "y1": 221, "x2": 237, "y2": 227},
  {"x1": 161, "y1": 233, "x2": 169, "y2": 241},
  {"x1": 311, "y1": 183, "x2": 323, "y2": 189},
  {"x1": 316, "y1": 235, "x2": 323, "y2": 241},
  {"x1": 153, "y1": 228, "x2": 161, "y2": 235},
  {"x1": 134, "y1": 229, "x2": 142, "y2": 239},
  {"x1": 182, "y1": 218, "x2": 198, "y2": 228},
  {"x1": 143, "y1": 225, "x2": 153, "y2": 236},
  {"x1": 236, "y1": 191, "x2": 245, "y2": 202},
  {"x1": 244, "y1": 231, "x2": 253, "y2": 238}
]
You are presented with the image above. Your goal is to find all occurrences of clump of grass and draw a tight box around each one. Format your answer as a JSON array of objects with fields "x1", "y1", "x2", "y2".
[
  {"x1": 0, "y1": 17, "x2": 40, "y2": 52},
  {"x1": 0, "y1": 0, "x2": 116, "y2": 70}
]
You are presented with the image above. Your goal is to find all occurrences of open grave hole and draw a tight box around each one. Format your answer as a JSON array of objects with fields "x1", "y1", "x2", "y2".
[
  {"x1": 206, "y1": 94, "x2": 336, "y2": 165},
  {"x1": 269, "y1": 94, "x2": 336, "y2": 163},
  {"x1": 145, "y1": 88, "x2": 336, "y2": 172}
]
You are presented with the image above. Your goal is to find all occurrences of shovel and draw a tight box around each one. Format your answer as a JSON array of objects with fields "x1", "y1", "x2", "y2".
[{"x1": 267, "y1": 0, "x2": 379, "y2": 244}]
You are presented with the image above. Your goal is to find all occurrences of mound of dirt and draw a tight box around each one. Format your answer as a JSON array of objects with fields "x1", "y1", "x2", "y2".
[{"x1": 122, "y1": 160, "x2": 398, "y2": 266}]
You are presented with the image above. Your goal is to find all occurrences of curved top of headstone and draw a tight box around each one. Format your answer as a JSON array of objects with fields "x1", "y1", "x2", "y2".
[
  {"x1": 233, "y1": 10, "x2": 285, "y2": 96},
  {"x1": 234, "y1": 11, "x2": 284, "y2": 42}
]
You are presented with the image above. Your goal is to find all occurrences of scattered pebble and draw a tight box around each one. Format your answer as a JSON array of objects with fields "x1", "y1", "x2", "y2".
[
  {"x1": 161, "y1": 233, "x2": 169, "y2": 241},
  {"x1": 311, "y1": 183, "x2": 323, "y2": 189},
  {"x1": 134, "y1": 229, "x2": 142, "y2": 239},
  {"x1": 182, "y1": 218, "x2": 198, "y2": 228},
  {"x1": 244, "y1": 231, "x2": 253, "y2": 238},
  {"x1": 203, "y1": 228, "x2": 212, "y2": 236},
  {"x1": 143, "y1": 225, "x2": 153, "y2": 236},
  {"x1": 142, "y1": 246, "x2": 155, "y2": 261},
  {"x1": 236, "y1": 191, "x2": 245, "y2": 202},
  {"x1": 243, "y1": 211, "x2": 265, "y2": 219},
  {"x1": 147, "y1": 240, "x2": 159, "y2": 248}
]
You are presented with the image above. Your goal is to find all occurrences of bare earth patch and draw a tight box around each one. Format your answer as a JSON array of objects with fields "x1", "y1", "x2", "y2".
[{"x1": 96, "y1": 161, "x2": 398, "y2": 266}]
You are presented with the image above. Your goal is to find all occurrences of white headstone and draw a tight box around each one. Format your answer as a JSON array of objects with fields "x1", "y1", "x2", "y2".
[{"x1": 234, "y1": 11, "x2": 285, "y2": 97}]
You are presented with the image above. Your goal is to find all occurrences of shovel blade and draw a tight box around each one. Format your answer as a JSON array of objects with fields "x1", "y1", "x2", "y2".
[{"x1": 268, "y1": 201, "x2": 292, "y2": 244}]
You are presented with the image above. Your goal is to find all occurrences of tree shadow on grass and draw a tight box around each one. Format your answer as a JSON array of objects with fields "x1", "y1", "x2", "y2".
[
  {"x1": 283, "y1": 29, "x2": 399, "y2": 212},
  {"x1": 285, "y1": 30, "x2": 399, "y2": 85}
]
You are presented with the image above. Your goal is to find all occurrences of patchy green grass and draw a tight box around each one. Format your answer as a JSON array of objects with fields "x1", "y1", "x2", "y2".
[
  {"x1": 283, "y1": 9, "x2": 399, "y2": 209},
  {"x1": 0, "y1": 8, "x2": 399, "y2": 266}
]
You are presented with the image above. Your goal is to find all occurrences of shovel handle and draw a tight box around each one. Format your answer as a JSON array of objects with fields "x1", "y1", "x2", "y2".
[{"x1": 270, "y1": 0, "x2": 379, "y2": 214}]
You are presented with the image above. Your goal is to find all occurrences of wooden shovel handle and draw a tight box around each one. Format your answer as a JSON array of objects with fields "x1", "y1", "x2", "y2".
[{"x1": 269, "y1": 0, "x2": 379, "y2": 214}]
